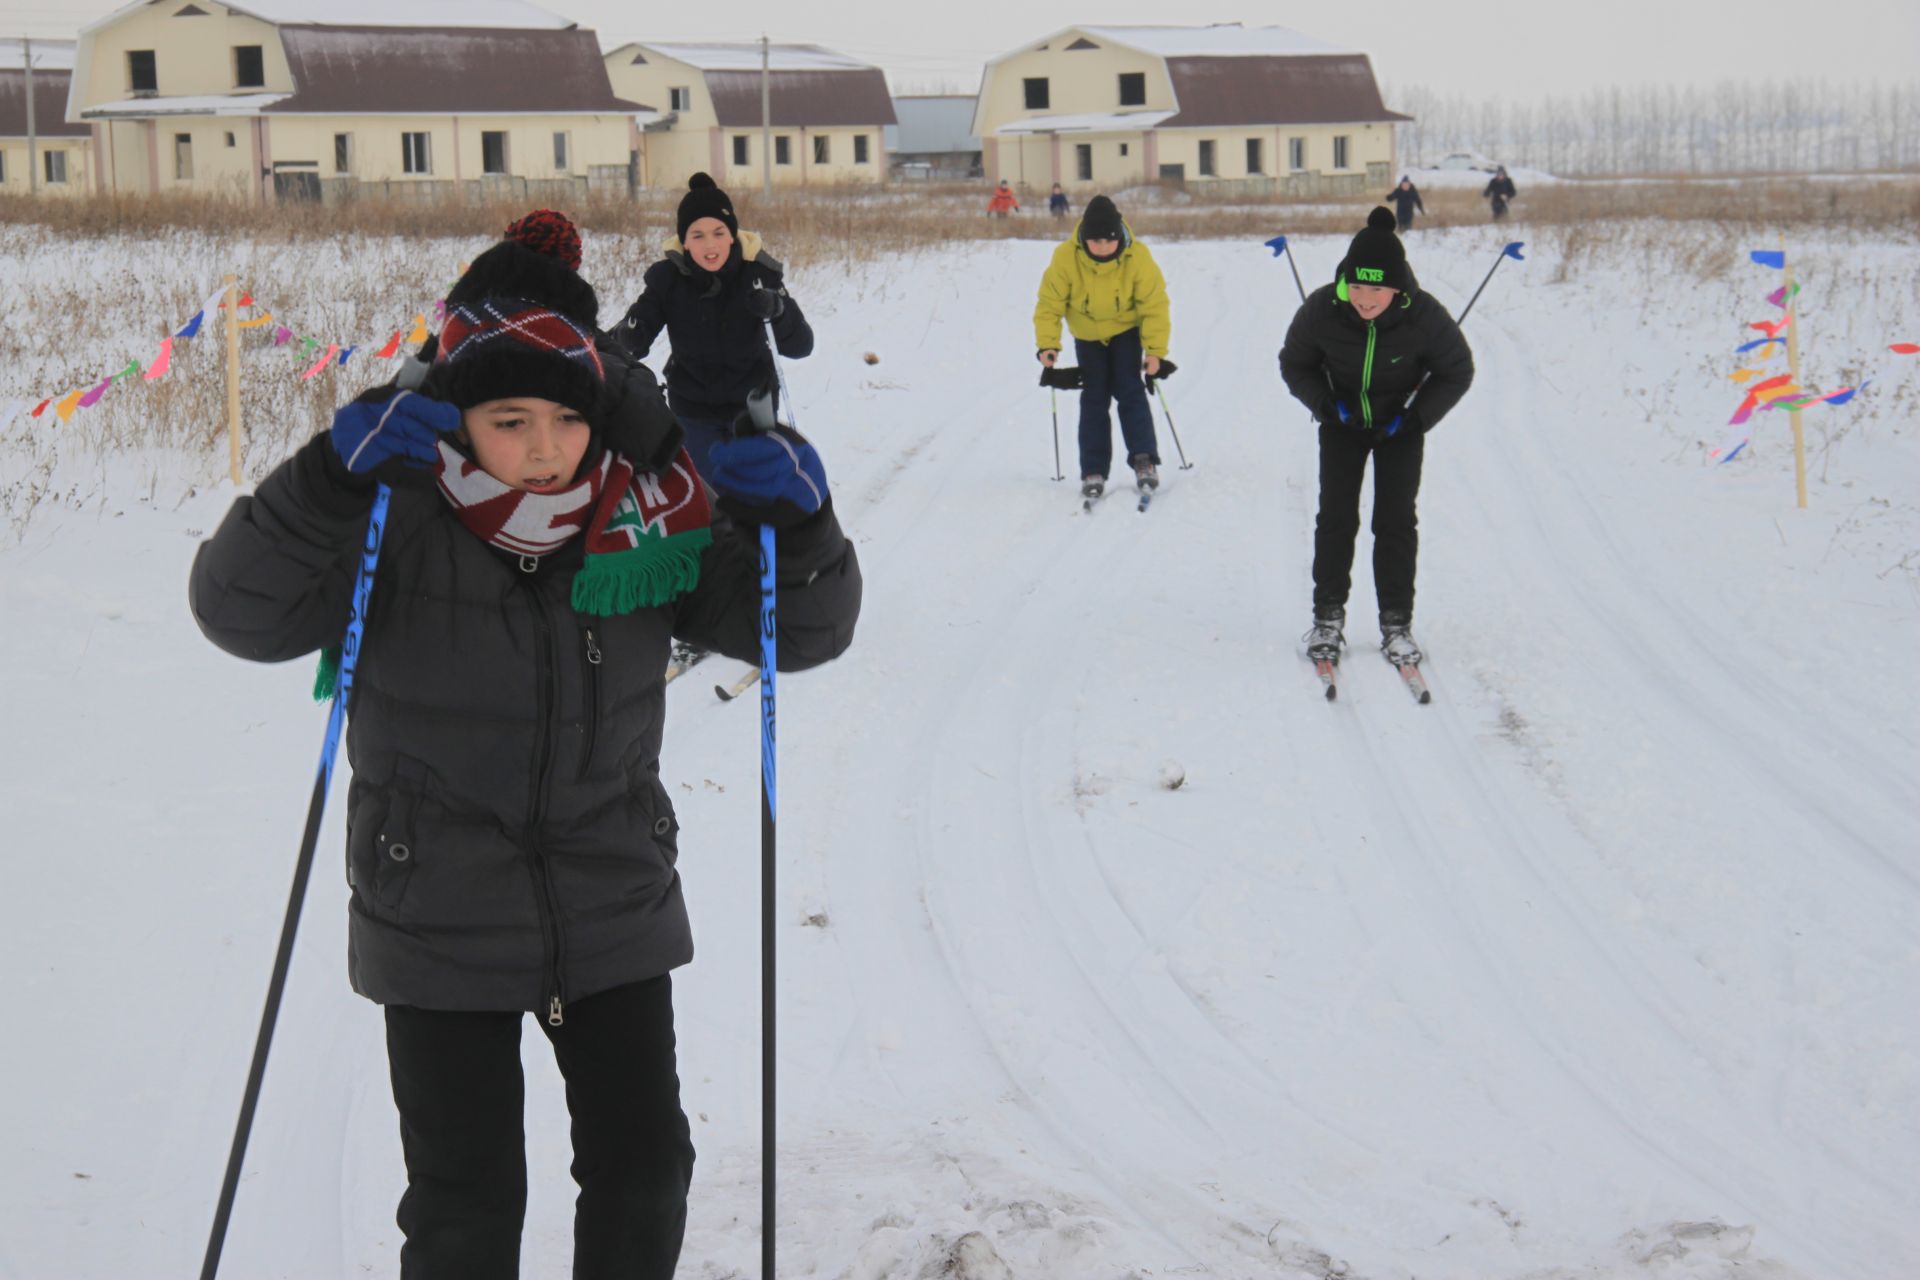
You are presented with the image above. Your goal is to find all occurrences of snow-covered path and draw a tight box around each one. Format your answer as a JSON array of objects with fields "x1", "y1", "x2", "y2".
[{"x1": 3, "y1": 232, "x2": 1916, "y2": 1279}]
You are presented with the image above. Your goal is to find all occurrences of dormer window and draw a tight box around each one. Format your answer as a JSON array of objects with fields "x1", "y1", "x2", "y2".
[
  {"x1": 234, "y1": 45, "x2": 264, "y2": 88},
  {"x1": 128, "y1": 50, "x2": 157, "y2": 95},
  {"x1": 1118, "y1": 73, "x2": 1145, "y2": 106},
  {"x1": 1023, "y1": 78, "x2": 1049, "y2": 110}
]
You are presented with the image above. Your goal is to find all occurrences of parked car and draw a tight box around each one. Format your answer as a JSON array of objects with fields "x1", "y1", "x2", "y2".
[{"x1": 1437, "y1": 151, "x2": 1501, "y2": 173}]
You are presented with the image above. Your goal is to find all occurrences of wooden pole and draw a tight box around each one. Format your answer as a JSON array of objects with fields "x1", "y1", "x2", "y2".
[
  {"x1": 224, "y1": 273, "x2": 243, "y2": 485},
  {"x1": 1781, "y1": 238, "x2": 1807, "y2": 509}
]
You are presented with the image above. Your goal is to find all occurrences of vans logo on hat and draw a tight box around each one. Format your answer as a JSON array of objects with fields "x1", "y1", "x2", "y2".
[{"x1": 1355, "y1": 267, "x2": 1385, "y2": 283}]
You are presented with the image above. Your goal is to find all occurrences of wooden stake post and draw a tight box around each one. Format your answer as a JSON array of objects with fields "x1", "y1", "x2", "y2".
[
  {"x1": 1780, "y1": 240, "x2": 1808, "y2": 509},
  {"x1": 223, "y1": 273, "x2": 243, "y2": 485}
]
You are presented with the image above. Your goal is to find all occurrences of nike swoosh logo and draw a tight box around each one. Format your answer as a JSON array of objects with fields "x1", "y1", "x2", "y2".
[{"x1": 1390, "y1": 355, "x2": 1405, "y2": 364}]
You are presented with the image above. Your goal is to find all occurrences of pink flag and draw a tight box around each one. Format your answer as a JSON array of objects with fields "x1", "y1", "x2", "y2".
[
  {"x1": 144, "y1": 337, "x2": 173, "y2": 380},
  {"x1": 300, "y1": 344, "x2": 340, "y2": 379}
]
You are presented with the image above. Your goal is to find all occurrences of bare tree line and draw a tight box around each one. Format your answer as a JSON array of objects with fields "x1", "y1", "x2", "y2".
[{"x1": 1387, "y1": 80, "x2": 1920, "y2": 176}]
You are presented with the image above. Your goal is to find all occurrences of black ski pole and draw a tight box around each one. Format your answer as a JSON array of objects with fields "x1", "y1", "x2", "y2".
[
  {"x1": 1049, "y1": 384, "x2": 1064, "y2": 481},
  {"x1": 1456, "y1": 240, "x2": 1525, "y2": 324},
  {"x1": 1151, "y1": 381, "x2": 1193, "y2": 470},
  {"x1": 1266, "y1": 234, "x2": 1308, "y2": 304},
  {"x1": 200, "y1": 482, "x2": 392, "y2": 1280}
]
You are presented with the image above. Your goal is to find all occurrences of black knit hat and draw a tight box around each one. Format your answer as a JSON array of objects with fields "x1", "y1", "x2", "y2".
[
  {"x1": 429, "y1": 215, "x2": 604, "y2": 415},
  {"x1": 1079, "y1": 194, "x2": 1124, "y2": 244},
  {"x1": 1336, "y1": 207, "x2": 1410, "y2": 293},
  {"x1": 677, "y1": 172, "x2": 738, "y2": 242}
]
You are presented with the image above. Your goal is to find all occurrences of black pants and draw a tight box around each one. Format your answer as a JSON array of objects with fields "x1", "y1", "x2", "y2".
[
  {"x1": 1073, "y1": 328, "x2": 1159, "y2": 478},
  {"x1": 384, "y1": 975, "x2": 695, "y2": 1280},
  {"x1": 1312, "y1": 423, "x2": 1425, "y2": 616}
]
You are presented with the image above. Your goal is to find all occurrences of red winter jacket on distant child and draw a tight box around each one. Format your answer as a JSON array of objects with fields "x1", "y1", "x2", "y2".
[{"x1": 986, "y1": 183, "x2": 1019, "y2": 215}]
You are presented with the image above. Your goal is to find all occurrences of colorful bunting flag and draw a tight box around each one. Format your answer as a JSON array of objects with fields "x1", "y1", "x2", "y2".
[
  {"x1": 408, "y1": 315, "x2": 429, "y2": 344},
  {"x1": 1749, "y1": 250, "x2": 1786, "y2": 269},
  {"x1": 300, "y1": 344, "x2": 340, "y2": 379},
  {"x1": 75, "y1": 378, "x2": 113, "y2": 409},
  {"x1": 111, "y1": 359, "x2": 141, "y2": 382},
  {"x1": 273, "y1": 326, "x2": 293, "y2": 346},
  {"x1": 337, "y1": 346, "x2": 356, "y2": 365},
  {"x1": 175, "y1": 312, "x2": 205, "y2": 340},
  {"x1": 1891, "y1": 342, "x2": 1919, "y2": 355},
  {"x1": 1735, "y1": 337, "x2": 1786, "y2": 354},
  {"x1": 1748, "y1": 317, "x2": 1790, "y2": 338},
  {"x1": 374, "y1": 331, "x2": 403, "y2": 359},
  {"x1": 145, "y1": 338, "x2": 173, "y2": 380},
  {"x1": 30, "y1": 398, "x2": 52, "y2": 417},
  {"x1": 238, "y1": 314, "x2": 275, "y2": 330},
  {"x1": 54, "y1": 388, "x2": 85, "y2": 422}
]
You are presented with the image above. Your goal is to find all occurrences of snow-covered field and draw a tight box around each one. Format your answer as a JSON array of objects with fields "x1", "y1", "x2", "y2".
[{"x1": 2, "y1": 217, "x2": 1917, "y2": 1279}]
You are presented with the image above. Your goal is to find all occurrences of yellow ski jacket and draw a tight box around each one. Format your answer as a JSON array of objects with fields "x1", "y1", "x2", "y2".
[{"x1": 1032, "y1": 222, "x2": 1171, "y2": 357}]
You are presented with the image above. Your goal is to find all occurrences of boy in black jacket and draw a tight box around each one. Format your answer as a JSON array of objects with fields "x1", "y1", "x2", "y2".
[
  {"x1": 190, "y1": 213, "x2": 859, "y2": 1278},
  {"x1": 616, "y1": 173, "x2": 814, "y2": 472},
  {"x1": 1278, "y1": 207, "x2": 1474, "y2": 669}
]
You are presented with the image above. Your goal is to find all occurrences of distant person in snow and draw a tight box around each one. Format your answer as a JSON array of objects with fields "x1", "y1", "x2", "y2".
[
  {"x1": 1483, "y1": 166, "x2": 1517, "y2": 221},
  {"x1": 616, "y1": 172, "x2": 814, "y2": 473},
  {"x1": 189, "y1": 211, "x2": 862, "y2": 1278},
  {"x1": 1049, "y1": 182, "x2": 1071, "y2": 218},
  {"x1": 1033, "y1": 194, "x2": 1172, "y2": 501},
  {"x1": 1384, "y1": 175, "x2": 1425, "y2": 232},
  {"x1": 987, "y1": 179, "x2": 1020, "y2": 216},
  {"x1": 1278, "y1": 207, "x2": 1474, "y2": 671}
]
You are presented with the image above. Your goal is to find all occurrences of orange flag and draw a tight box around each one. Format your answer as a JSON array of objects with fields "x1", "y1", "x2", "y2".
[
  {"x1": 408, "y1": 315, "x2": 429, "y2": 344},
  {"x1": 54, "y1": 388, "x2": 86, "y2": 422}
]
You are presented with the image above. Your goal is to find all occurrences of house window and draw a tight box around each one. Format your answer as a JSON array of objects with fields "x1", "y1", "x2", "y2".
[
  {"x1": 774, "y1": 135, "x2": 791, "y2": 165},
  {"x1": 853, "y1": 134, "x2": 869, "y2": 164},
  {"x1": 669, "y1": 86, "x2": 691, "y2": 112},
  {"x1": 813, "y1": 134, "x2": 830, "y2": 164},
  {"x1": 1119, "y1": 142, "x2": 1129, "y2": 156},
  {"x1": 173, "y1": 133, "x2": 193, "y2": 181},
  {"x1": 1289, "y1": 136, "x2": 1306, "y2": 171},
  {"x1": 334, "y1": 132, "x2": 353, "y2": 174},
  {"x1": 1246, "y1": 138, "x2": 1263, "y2": 174},
  {"x1": 1197, "y1": 139, "x2": 1216, "y2": 177},
  {"x1": 224, "y1": 131, "x2": 236, "y2": 147},
  {"x1": 233, "y1": 45, "x2": 264, "y2": 88},
  {"x1": 402, "y1": 131, "x2": 431, "y2": 175},
  {"x1": 1333, "y1": 135, "x2": 1350, "y2": 169},
  {"x1": 44, "y1": 150, "x2": 67, "y2": 184},
  {"x1": 1023, "y1": 77, "x2": 1049, "y2": 110},
  {"x1": 481, "y1": 131, "x2": 508, "y2": 175},
  {"x1": 128, "y1": 50, "x2": 157, "y2": 94},
  {"x1": 552, "y1": 131, "x2": 570, "y2": 171},
  {"x1": 1118, "y1": 72, "x2": 1145, "y2": 107},
  {"x1": 0, "y1": 153, "x2": 6, "y2": 184},
  {"x1": 1075, "y1": 143, "x2": 1092, "y2": 181}
]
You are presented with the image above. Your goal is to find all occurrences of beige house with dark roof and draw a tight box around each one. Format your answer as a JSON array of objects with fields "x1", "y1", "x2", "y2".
[
  {"x1": 973, "y1": 23, "x2": 1409, "y2": 196},
  {"x1": 1, "y1": 40, "x2": 92, "y2": 197},
  {"x1": 603, "y1": 42, "x2": 896, "y2": 189},
  {"x1": 66, "y1": 0, "x2": 643, "y2": 202}
]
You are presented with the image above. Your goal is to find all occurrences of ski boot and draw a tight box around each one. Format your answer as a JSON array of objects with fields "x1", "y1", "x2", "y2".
[
  {"x1": 1379, "y1": 610, "x2": 1424, "y2": 667},
  {"x1": 1303, "y1": 605, "x2": 1346, "y2": 662},
  {"x1": 1130, "y1": 454, "x2": 1160, "y2": 492},
  {"x1": 1081, "y1": 475, "x2": 1106, "y2": 504}
]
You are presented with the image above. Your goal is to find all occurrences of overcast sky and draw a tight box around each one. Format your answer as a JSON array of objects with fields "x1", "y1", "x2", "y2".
[{"x1": 6, "y1": 0, "x2": 1915, "y2": 101}]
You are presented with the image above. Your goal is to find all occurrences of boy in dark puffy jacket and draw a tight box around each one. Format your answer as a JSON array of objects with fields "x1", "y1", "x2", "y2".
[
  {"x1": 1279, "y1": 207, "x2": 1473, "y2": 670},
  {"x1": 189, "y1": 211, "x2": 860, "y2": 1279},
  {"x1": 616, "y1": 173, "x2": 814, "y2": 473}
]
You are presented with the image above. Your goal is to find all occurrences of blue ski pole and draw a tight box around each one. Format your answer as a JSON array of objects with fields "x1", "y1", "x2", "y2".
[
  {"x1": 200, "y1": 482, "x2": 391, "y2": 1280},
  {"x1": 755, "y1": 301, "x2": 785, "y2": 1280}
]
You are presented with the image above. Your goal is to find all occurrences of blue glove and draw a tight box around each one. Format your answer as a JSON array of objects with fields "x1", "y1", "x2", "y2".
[
  {"x1": 1332, "y1": 400, "x2": 1353, "y2": 425},
  {"x1": 1381, "y1": 414, "x2": 1405, "y2": 438},
  {"x1": 329, "y1": 389, "x2": 460, "y2": 480},
  {"x1": 705, "y1": 422, "x2": 828, "y2": 529}
]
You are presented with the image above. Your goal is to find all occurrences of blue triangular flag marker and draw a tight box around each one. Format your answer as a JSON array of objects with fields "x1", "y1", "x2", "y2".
[
  {"x1": 1750, "y1": 250, "x2": 1786, "y2": 268},
  {"x1": 175, "y1": 311, "x2": 204, "y2": 339},
  {"x1": 1503, "y1": 242, "x2": 1525, "y2": 260},
  {"x1": 1264, "y1": 235, "x2": 1289, "y2": 257},
  {"x1": 337, "y1": 346, "x2": 356, "y2": 365}
]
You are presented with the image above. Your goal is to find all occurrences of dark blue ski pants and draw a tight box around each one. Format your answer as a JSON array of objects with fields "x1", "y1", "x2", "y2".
[{"x1": 1073, "y1": 328, "x2": 1159, "y2": 479}]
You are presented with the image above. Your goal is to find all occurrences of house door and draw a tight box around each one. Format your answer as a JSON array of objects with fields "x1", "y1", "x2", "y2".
[{"x1": 1075, "y1": 144, "x2": 1092, "y2": 181}]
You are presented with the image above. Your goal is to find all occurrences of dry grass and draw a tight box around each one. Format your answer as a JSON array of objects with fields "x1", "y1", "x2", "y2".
[{"x1": 3, "y1": 173, "x2": 1913, "y2": 267}]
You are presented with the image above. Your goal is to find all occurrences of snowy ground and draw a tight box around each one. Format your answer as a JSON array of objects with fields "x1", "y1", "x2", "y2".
[{"x1": 2, "y1": 220, "x2": 1917, "y2": 1279}]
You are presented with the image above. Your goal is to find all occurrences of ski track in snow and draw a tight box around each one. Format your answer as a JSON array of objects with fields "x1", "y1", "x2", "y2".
[{"x1": 2, "y1": 231, "x2": 1917, "y2": 1279}]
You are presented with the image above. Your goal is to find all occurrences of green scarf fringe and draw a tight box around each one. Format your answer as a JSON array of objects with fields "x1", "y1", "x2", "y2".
[
  {"x1": 572, "y1": 527, "x2": 712, "y2": 617},
  {"x1": 313, "y1": 645, "x2": 341, "y2": 703}
]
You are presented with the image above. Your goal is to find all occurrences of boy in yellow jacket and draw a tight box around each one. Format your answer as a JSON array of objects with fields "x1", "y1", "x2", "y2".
[{"x1": 1033, "y1": 195, "x2": 1172, "y2": 499}]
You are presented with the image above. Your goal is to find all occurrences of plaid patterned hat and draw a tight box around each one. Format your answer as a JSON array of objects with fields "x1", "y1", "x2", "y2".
[{"x1": 431, "y1": 297, "x2": 605, "y2": 415}]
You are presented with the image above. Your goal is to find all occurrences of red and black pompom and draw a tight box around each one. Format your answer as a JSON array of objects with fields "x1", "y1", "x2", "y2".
[{"x1": 503, "y1": 208, "x2": 583, "y2": 272}]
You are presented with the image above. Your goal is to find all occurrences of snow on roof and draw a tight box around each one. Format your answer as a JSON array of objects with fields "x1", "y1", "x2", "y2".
[
  {"x1": 80, "y1": 0, "x2": 573, "y2": 36},
  {"x1": 632, "y1": 42, "x2": 875, "y2": 72},
  {"x1": 82, "y1": 92, "x2": 290, "y2": 118},
  {"x1": 1074, "y1": 24, "x2": 1355, "y2": 58},
  {"x1": 0, "y1": 38, "x2": 76, "y2": 71},
  {"x1": 996, "y1": 109, "x2": 1174, "y2": 136}
]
